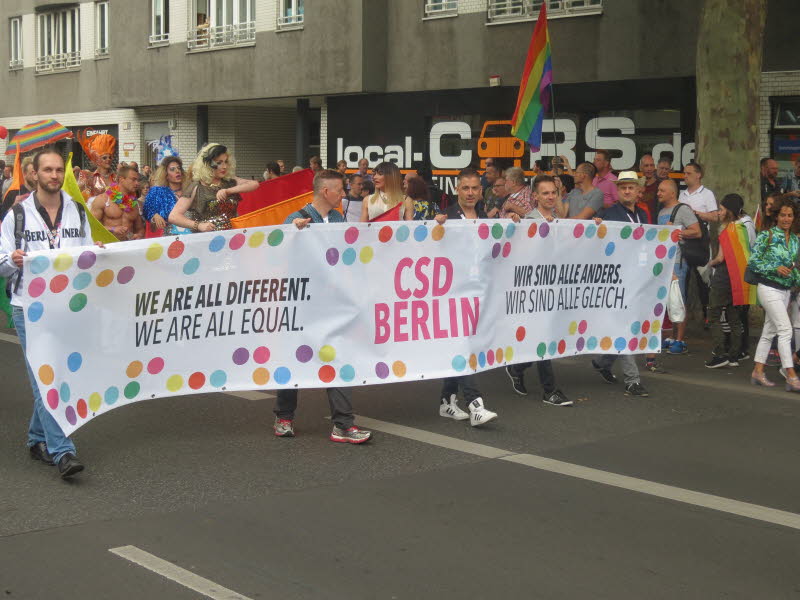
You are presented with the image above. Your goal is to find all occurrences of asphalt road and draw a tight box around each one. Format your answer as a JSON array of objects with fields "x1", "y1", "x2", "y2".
[{"x1": 1, "y1": 327, "x2": 800, "y2": 599}]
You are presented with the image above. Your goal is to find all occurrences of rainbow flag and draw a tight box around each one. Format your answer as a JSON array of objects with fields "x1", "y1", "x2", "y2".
[
  {"x1": 718, "y1": 222, "x2": 757, "y2": 305},
  {"x1": 510, "y1": 3, "x2": 552, "y2": 152}
]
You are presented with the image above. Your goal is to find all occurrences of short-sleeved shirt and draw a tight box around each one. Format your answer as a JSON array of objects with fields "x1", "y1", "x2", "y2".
[
  {"x1": 500, "y1": 185, "x2": 532, "y2": 218},
  {"x1": 678, "y1": 185, "x2": 717, "y2": 217},
  {"x1": 592, "y1": 172, "x2": 618, "y2": 208},
  {"x1": 285, "y1": 203, "x2": 345, "y2": 224},
  {"x1": 565, "y1": 187, "x2": 603, "y2": 218},
  {"x1": 658, "y1": 203, "x2": 698, "y2": 265},
  {"x1": 761, "y1": 176, "x2": 784, "y2": 200},
  {"x1": 444, "y1": 202, "x2": 488, "y2": 220}
]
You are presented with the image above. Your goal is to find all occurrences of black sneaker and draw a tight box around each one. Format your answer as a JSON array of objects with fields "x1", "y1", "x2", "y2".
[
  {"x1": 624, "y1": 382, "x2": 649, "y2": 397},
  {"x1": 57, "y1": 453, "x2": 84, "y2": 479},
  {"x1": 591, "y1": 359, "x2": 617, "y2": 384},
  {"x1": 543, "y1": 389, "x2": 572, "y2": 406},
  {"x1": 705, "y1": 356, "x2": 730, "y2": 369},
  {"x1": 737, "y1": 351, "x2": 750, "y2": 361},
  {"x1": 505, "y1": 366, "x2": 528, "y2": 396}
]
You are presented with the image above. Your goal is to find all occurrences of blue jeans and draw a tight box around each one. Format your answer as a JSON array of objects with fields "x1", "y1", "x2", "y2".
[{"x1": 12, "y1": 306, "x2": 76, "y2": 463}]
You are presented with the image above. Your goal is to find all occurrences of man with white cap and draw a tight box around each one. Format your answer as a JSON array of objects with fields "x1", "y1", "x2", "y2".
[{"x1": 591, "y1": 171, "x2": 650, "y2": 397}]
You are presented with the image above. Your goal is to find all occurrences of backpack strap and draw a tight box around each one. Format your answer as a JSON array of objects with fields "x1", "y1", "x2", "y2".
[
  {"x1": 11, "y1": 204, "x2": 25, "y2": 293},
  {"x1": 297, "y1": 208, "x2": 312, "y2": 221},
  {"x1": 72, "y1": 200, "x2": 87, "y2": 239}
]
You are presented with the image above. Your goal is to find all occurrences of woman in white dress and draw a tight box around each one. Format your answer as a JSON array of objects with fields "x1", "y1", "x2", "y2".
[{"x1": 360, "y1": 161, "x2": 412, "y2": 222}]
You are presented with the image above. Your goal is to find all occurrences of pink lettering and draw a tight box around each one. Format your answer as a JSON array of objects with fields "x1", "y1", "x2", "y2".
[
  {"x1": 433, "y1": 258, "x2": 453, "y2": 296},
  {"x1": 393, "y1": 257, "x2": 414, "y2": 300},
  {"x1": 394, "y1": 301, "x2": 409, "y2": 342},
  {"x1": 411, "y1": 300, "x2": 431, "y2": 341},
  {"x1": 374, "y1": 303, "x2": 390, "y2": 344}
]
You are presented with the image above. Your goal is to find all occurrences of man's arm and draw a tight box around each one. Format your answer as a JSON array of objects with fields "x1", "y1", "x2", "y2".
[
  {"x1": 0, "y1": 212, "x2": 21, "y2": 278},
  {"x1": 680, "y1": 222, "x2": 702, "y2": 240}
]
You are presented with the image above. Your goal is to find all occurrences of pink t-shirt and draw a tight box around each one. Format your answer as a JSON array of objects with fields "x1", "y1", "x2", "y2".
[{"x1": 593, "y1": 172, "x2": 618, "y2": 208}]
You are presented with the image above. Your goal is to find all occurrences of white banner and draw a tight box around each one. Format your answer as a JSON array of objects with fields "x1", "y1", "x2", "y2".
[{"x1": 21, "y1": 219, "x2": 678, "y2": 434}]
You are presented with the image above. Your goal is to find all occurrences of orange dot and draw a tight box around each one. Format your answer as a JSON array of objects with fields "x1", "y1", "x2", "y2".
[
  {"x1": 431, "y1": 225, "x2": 445, "y2": 241},
  {"x1": 496, "y1": 347, "x2": 504, "y2": 363},
  {"x1": 252, "y1": 368, "x2": 270, "y2": 386},
  {"x1": 597, "y1": 224, "x2": 608, "y2": 239},
  {"x1": 600, "y1": 336, "x2": 612, "y2": 351},
  {"x1": 126, "y1": 360, "x2": 143, "y2": 378},
  {"x1": 638, "y1": 337, "x2": 648, "y2": 350},
  {"x1": 38, "y1": 364, "x2": 54, "y2": 385},
  {"x1": 318, "y1": 365, "x2": 336, "y2": 383},
  {"x1": 96, "y1": 269, "x2": 114, "y2": 287},
  {"x1": 469, "y1": 354, "x2": 478, "y2": 370},
  {"x1": 392, "y1": 361, "x2": 407, "y2": 377}
]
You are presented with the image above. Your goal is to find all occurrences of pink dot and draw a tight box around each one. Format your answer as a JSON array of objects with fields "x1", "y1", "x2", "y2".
[
  {"x1": 502, "y1": 242, "x2": 511, "y2": 257},
  {"x1": 655, "y1": 245, "x2": 667, "y2": 259},
  {"x1": 253, "y1": 346, "x2": 270, "y2": 364},
  {"x1": 344, "y1": 227, "x2": 359, "y2": 244},
  {"x1": 46, "y1": 389, "x2": 59, "y2": 409},
  {"x1": 49, "y1": 275, "x2": 69, "y2": 294},
  {"x1": 478, "y1": 223, "x2": 490, "y2": 239},
  {"x1": 633, "y1": 227, "x2": 645, "y2": 240},
  {"x1": 229, "y1": 233, "x2": 246, "y2": 250},
  {"x1": 147, "y1": 357, "x2": 165, "y2": 374},
  {"x1": 578, "y1": 320, "x2": 588, "y2": 334},
  {"x1": 29, "y1": 277, "x2": 46, "y2": 298},
  {"x1": 487, "y1": 349, "x2": 495, "y2": 365},
  {"x1": 573, "y1": 223, "x2": 585, "y2": 238},
  {"x1": 628, "y1": 337, "x2": 639, "y2": 351}
]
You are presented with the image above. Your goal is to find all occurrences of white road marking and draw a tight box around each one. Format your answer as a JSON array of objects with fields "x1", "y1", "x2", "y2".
[
  {"x1": 110, "y1": 545, "x2": 253, "y2": 600},
  {"x1": 354, "y1": 415, "x2": 800, "y2": 531},
  {"x1": 0, "y1": 332, "x2": 20, "y2": 345}
]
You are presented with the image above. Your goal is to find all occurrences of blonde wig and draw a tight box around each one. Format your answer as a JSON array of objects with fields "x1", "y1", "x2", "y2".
[
  {"x1": 153, "y1": 155, "x2": 185, "y2": 188},
  {"x1": 190, "y1": 143, "x2": 236, "y2": 186}
]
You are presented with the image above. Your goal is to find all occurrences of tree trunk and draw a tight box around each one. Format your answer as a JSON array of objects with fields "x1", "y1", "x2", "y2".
[{"x1": 696, "y1": 0, "x2": 766, "y2": 217}]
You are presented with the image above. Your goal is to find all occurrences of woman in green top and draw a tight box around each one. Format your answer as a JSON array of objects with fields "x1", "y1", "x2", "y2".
[{"x1": 750, "y1": 197, "x2": 800, "y2": 390}]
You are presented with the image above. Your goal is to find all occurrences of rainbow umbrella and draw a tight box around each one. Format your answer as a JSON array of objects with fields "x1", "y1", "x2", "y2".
[{"x1": 5, "y1": 119, "x2": 73, "y2": 155}]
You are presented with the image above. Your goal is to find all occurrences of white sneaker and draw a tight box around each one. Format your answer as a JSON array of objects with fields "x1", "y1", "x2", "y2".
[
  {"x1": 439, "y1": 394, "x2": 470, "y2": 421},
  {"x1": 468, "y1": 397, "x2": 498, "y2": 427}
]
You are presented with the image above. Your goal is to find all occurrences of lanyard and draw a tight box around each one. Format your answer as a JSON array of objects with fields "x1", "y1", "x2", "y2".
[
  {"x1": 624, "y1": 209, "x2": 640, "y2": 224},
  {"x1": 33, "y1": 193, "x2": 64, "y2": 250}
]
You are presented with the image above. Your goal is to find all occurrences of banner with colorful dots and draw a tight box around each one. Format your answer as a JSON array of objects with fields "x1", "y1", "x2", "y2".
[{"x1": 21, "y1": 219, "x2": 677, "y2": 434}]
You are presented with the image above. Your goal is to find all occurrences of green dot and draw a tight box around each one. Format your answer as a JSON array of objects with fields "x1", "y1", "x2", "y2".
[
  {"x1": 491, "y1": 223, "x2": 503, "y2": 239},
  {"x1": 537, "y1": 343, "x2": 547, "y2": 358},
  {"x1": 69, "y1": 293, "x2": 87, "y2": 312},
  {"x1": 620, "y1": 226, "x2": 632, "y2": 239},
  {"x1": 653, "y1": 262, "x2": 663, "y2": 276},
  {"x1": 124, "y1": 381, "x2": 140, "y2": 399},
  {"x1": 268, "y1": 229, "x2": 284, "y2": 247}
]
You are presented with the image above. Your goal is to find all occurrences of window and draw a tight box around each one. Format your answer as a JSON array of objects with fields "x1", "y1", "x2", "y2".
[
  {"x1": 278, "y1": 0, "x2": 304, "y2": 29},
  {"x1": 36, "y1": 7, "x2": 81, "y2": 73},
  {"x1": 150, "y1": 0, "x2": 170, "y2": 45},
  {"x1": 424, "y1": 0, "x2": 457, "y2": 18},
  {"x1": 96, "y1": 1, "x2": 109, "y2": 57},
  {"x1": 188, "y1": 0, "x2": 256, "y2": 50},
  {"x1": 487, "y1": 0, "x2": 602, "y2": 22},
  {"x1": 9, "y1": 17, "x2": 23, "y2": 69}
]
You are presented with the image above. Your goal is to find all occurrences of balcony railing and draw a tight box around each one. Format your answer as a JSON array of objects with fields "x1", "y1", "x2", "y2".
[
  {"x1": 424, "y1": 1, "x2": 457, "y2": 18},
  {"x1": 488, "y1": 0, "x2": 602, "y2": 21},
  {"x1": 149, "y1": 32, "x2": 170, "y2": 46},
  {"x1": 277, "y1": 13, "x2": 304, "y2": 29},
  {"x1": 35, "y1": 51, "x2": 81, "y2": 73},
  {"x1": 9, "y1": 58, "x2": 24, "y2": 70},
  {"x1": 187, "y1": 21, "x2": 256, "y2": 50}
]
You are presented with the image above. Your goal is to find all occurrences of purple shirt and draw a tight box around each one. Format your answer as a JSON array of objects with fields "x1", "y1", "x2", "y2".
[{"x1": 593, "y1": 172, "x2": 618, "y2": 208}]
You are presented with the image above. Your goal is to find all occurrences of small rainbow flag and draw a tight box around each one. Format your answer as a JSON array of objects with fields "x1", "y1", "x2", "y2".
[
  {"x1": 718, "y1": 222, "x2": 757, "y2": 305},
  {"x1": 510, "y1": 3, "x2": 552, "y2": 152}
]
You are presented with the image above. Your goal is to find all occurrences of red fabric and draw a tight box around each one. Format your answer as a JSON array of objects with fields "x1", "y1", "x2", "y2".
[
  {"x1": 237, "y1": 169, "x2": 314, "y2": 217},
  {"x1": 369, "y1": 203, "x2": 403, "y2": 222}
]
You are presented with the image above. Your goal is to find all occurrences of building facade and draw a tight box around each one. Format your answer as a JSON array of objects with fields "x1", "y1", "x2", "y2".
[{"x1": 0, "y1": 0, "x2": 797, "y2": 187}]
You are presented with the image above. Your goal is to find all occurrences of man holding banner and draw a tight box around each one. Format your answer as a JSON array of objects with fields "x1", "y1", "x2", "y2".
[
  {"x1": 275, "y1": 169, "x2": 372, "y2": 444},
  {"x1": 0, "y1": 149, "x2": 95, "y2": 478}
]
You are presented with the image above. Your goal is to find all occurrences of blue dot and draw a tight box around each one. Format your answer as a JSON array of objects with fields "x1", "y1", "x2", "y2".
[
  {"x1": 631, "y1": 321, "x2": 641, "y2": 335},
  {"x1": 614, "y1": 337, "x2": 627, "y2": 351},
  {"x1": 210, "y1": 370, "x2": 227, "y2": 388},
  {"x1": 183, "y1": 258, "x2": 200, "y2": 275},
  {"x1": 414, "y1": 225, "x2": 428, "y2": 242},
  {"x1": 505, "y1": 223, "x2": 516, "y2": 238},
  {"x1": 657, "y1": 286, "x2": 667, "y2": 300},
  {"x1": 60, "y1": 382, "x2": 71, "y2": 403},
  {"x1": 30, "y1": 256, "x2": 50, "y2": 275},
  {"x1": 587, "y1": 336, "x2": 598, "y2": 351},
  {"x1": 478, "y1": 352, "x2": 486, "y2": 368},
  {"x1": 67, "y1": 352, "x2": 82, "y2": 372},
  {"x1": 605, "y1": 242, "x2": 616, "y2": 256},
  {"x1": 645, "y1": 228, "x2": 658, "y2": 241},
  {"x1": 104, "y1": 386, "x2": 119, "y2": 405},
  {"x1": 72, "y1": 272, "x2": 92, "y2": 290},
  {"x1": 649, "y1": 336, "x2": 660, "y2": 350},
  {"x1": 396, "y1": 225, "x2": 410, "y2": 242},
  {"x1": 28, "y1": 302, "x2": 44, "y2": 322},
  {"x1": 584, "y1": 224, "x2": 597, "y2": 238},
  {"x1": 668, "y1": 245, "x2": 677, "y2": 259},
  {"x1": 452, "y1": 355, "x2": 466, "y2": 371},
  {"x1": 548, "y1": 341, "x2": 557, "y2": 356},
  {"x1": 340, "y1": 364, "x2": 355, "y2": 382},
  {"x1": 274, "y1": 366, "x2": 291, "y2": 384},
  {"x1": 342, "y1": 247, "x2": 356, "y2": 265},
  {"x1": 209, "y1": 236, "x2": 226, "y2": 252}
]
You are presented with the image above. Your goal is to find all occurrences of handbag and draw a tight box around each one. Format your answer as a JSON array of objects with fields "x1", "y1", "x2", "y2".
[
  {"x1": 744, "y1": 230, "x2": 773, "y2": 285},
  {"x1": 670, "y1": 204, "x2": 710, "y2": 267}
]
